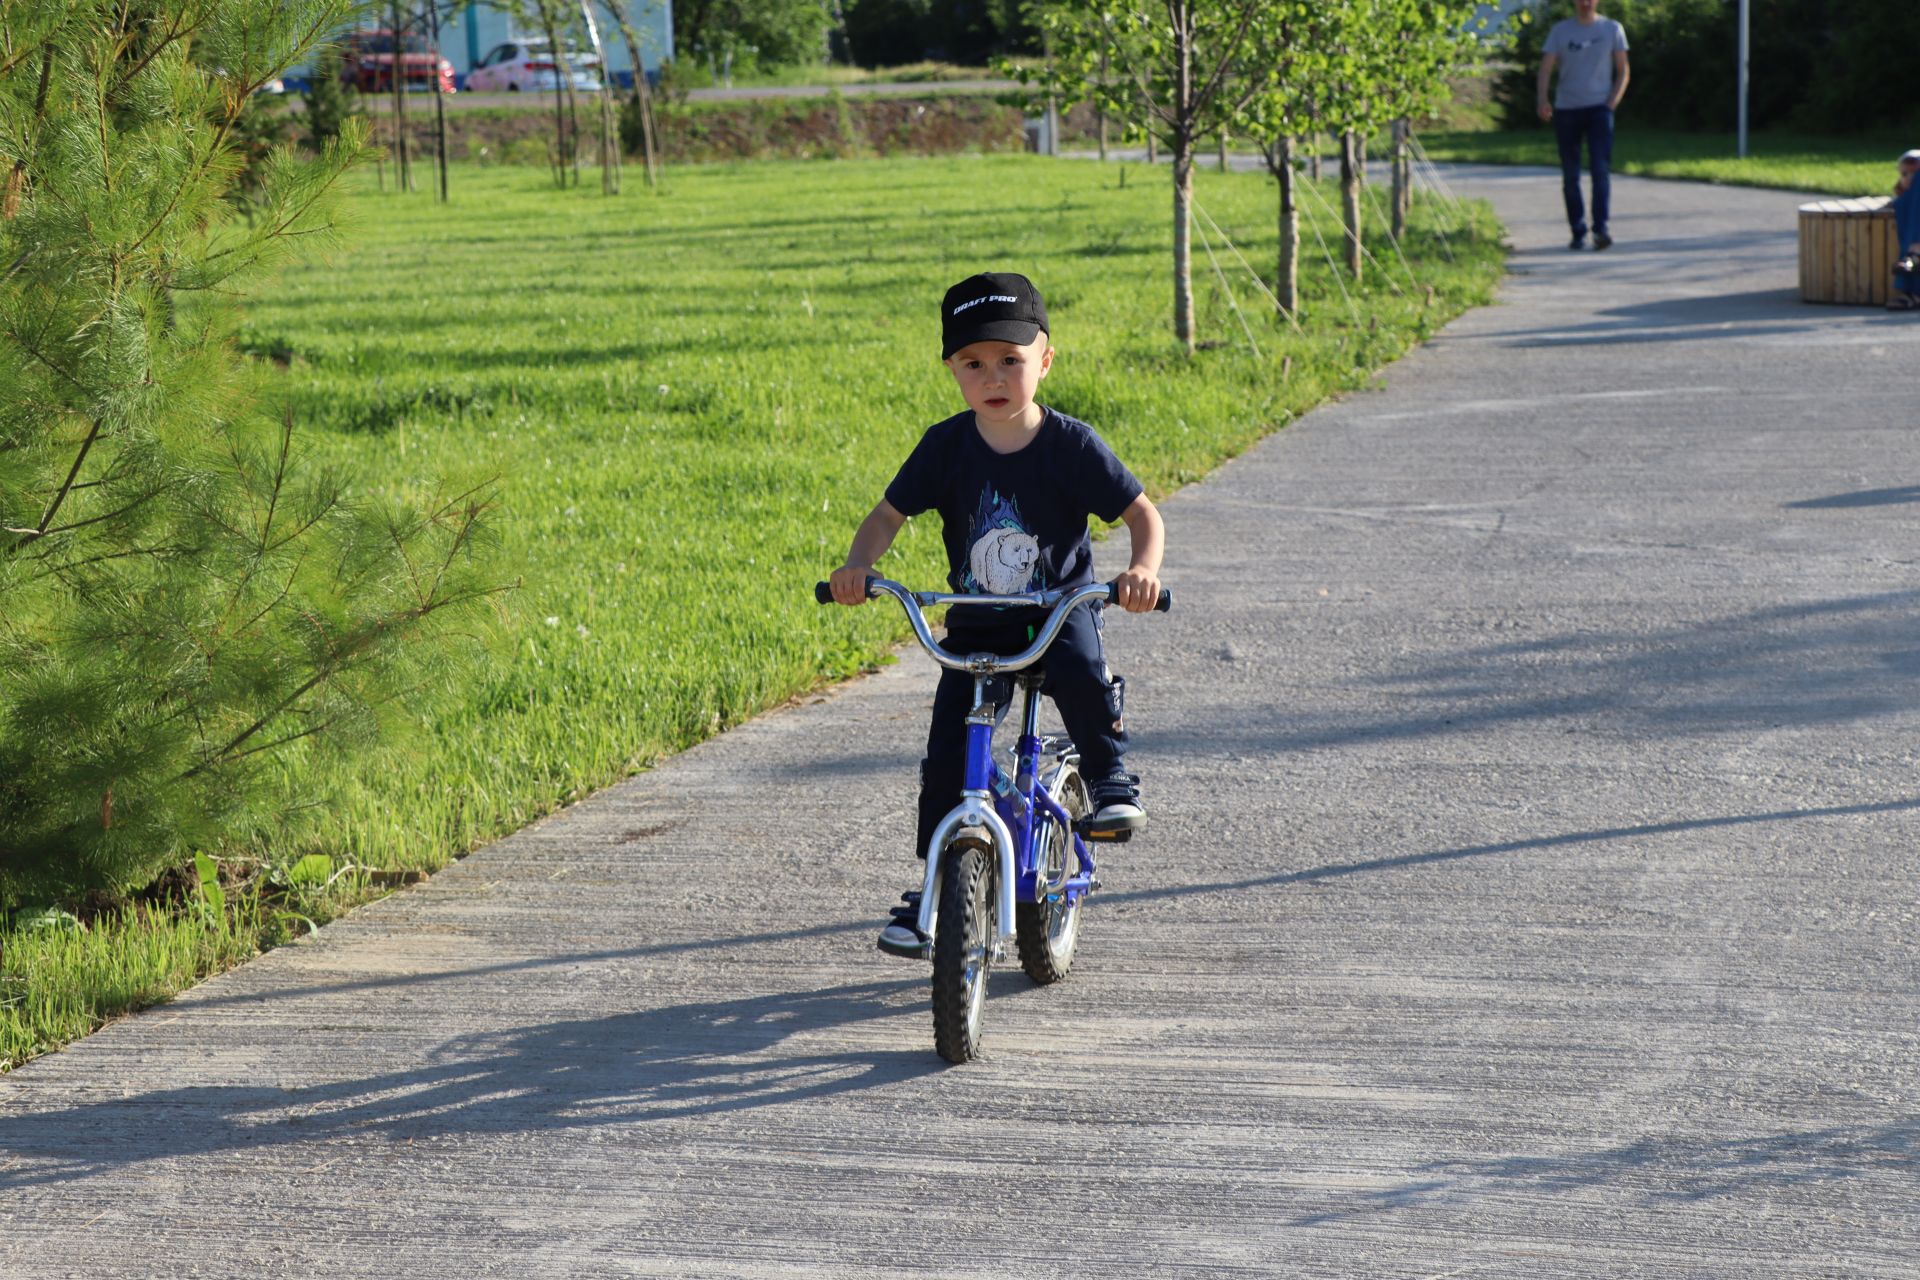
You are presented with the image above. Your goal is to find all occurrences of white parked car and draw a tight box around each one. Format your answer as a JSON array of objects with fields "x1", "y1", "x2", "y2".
[{"x1": 466, "y1": 40, "x2": 603, "y2": 93}]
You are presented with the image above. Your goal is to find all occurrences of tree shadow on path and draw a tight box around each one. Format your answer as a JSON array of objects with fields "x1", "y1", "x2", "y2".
[
  {"x1": 1103, "y1": 797, "x2": 1920, "y2": 910},
  {"x1": 1290, "y1": 1114, "x2": 1920, "y2": 1227},
  {"x1": 1146, "y1": 590, "x2": 1920, "y2": 760},
  {"x1": 1788, "y1": 486, "x2": 1920, "y2": 510},
  {"x1": 0, "y1": 979, "x2": 936, "y2": 1191}
]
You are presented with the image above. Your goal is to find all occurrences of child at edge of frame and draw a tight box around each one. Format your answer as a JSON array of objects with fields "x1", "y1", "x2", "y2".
[
  {"x1": 826, "y1": 271, "x2": 1168, "y2": 956},
  {"x1": 1888, "y1": 149, "x2": 1920, "y2": 311}
]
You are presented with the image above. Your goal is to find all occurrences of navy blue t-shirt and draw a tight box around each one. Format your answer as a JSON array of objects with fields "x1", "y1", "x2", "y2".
[{"x1": 885, "y1": 407, "x2": 1143, "y2": 627}]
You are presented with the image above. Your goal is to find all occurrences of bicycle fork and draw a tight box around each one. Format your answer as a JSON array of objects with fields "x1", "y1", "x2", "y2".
[
  {"x1": 913, "y1": 672, "x2": 1094, "y2": 953},
  {"x1": 915, "y1": 681, "x2": 1017, "y2": 954}
]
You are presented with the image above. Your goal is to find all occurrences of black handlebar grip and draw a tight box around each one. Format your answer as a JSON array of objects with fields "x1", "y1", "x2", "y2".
[
  {"x1": 816, "y1": 577, "x2": 878, "y2": 604},
  {"x1": 1107, "y1": 581, "x2": 1175, "y2": 612}
]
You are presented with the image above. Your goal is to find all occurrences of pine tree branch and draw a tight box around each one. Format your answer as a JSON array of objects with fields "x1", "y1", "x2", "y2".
[
  {"x1": 35, "y1": 486, "x2": 164, "y2": 540},
  {"x1": 126, "y1": 74, "x2": 248, "y2": 259},
  {"x1": 23, "y1": 543, "x2": 194, "y2": 584},
  {"x1": 261, "y1": 409, "x2": 292, "y2": 547},
  {"x1": 11, "y1": 417, "x2": 105, "y2": 552},
  {"x1": 0, "y1": 35, "x2": 47, "y2": 81},
  {"x1": 208, "y1": 711, "x2": 355, "y2": 768},
  {"x1": 104, "y1": 5, "x2": 202, "y2": 106},
  {"x1": 179, "y1": 578, "x2": 511, "y2": 781},
  {"x1": 4, "y1": 324, "x2": 89, "y2": 393},
  {"x1": 263, "y1": 499, "x2": 338, "y2": 556},
  {"x1": 222, "y1": 549, "x2": 308, "y2": 645}
]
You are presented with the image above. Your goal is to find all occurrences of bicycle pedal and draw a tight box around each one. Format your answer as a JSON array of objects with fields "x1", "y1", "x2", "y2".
[
  {"x1": 876, "y1": 935, "x2": 932, "y2": 961},
  {"x1": 1076, "y1": 824, "x2": 1133, "y2": 844}
]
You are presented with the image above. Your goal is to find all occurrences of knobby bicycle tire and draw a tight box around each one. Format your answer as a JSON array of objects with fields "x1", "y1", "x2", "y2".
[
  {"x1": 1016, "y1": 768, "x2": 1089, "y2": 985},
  {"x1": 931, "y1": 841, "x2": 994, "y2": 1063}
]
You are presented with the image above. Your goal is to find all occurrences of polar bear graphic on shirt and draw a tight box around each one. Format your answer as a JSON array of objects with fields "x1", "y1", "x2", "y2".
[
  {"x1": 962, "y1": 488, "x2": 1045, "y2": 596},
  {"x1": 969, "y1": 526, "x2": 1040, "y2": 594}
]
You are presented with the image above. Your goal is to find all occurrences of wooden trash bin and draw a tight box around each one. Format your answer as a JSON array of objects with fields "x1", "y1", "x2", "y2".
[{"x1": 1799, "y1": 197, "x2": 1897, "y2": 305}]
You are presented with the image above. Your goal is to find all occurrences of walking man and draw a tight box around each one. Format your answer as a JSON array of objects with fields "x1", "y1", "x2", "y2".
[{"x1": 1538, "y1": 0, "x2": 1630, "y2": 250}]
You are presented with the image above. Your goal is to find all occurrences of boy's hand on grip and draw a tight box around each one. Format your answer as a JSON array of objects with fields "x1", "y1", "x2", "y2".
[
  {"x1": 1112, "y1": 566, "x2": 1161, "y2": 614},
  {"x1": 830, "y1": 564, "x2": 874, "y2": 606}
]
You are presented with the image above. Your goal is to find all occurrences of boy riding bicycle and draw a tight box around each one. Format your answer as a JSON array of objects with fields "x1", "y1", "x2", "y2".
[{"x1": 826, "y1": 272, "x2": 1167, "y2": 955}]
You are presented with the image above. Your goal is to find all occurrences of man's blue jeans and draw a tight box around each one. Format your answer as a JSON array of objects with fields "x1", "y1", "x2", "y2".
[{"x1": 1554, "y1": 105, "x2": 1614, "y2": 240}]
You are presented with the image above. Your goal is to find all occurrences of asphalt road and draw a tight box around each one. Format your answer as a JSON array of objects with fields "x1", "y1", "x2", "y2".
[
  {"x1": 5, "y1": 166, "x2": 1919, "y2": 1277},
  {"x1": 445, "y1": 79, "x2": 1013, "y2": 111}
]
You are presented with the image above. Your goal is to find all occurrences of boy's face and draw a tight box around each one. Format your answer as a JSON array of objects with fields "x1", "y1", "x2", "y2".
[
  {"x1": 940, "y1": 333, "x2": 1052, "y2": 427},
  {"x1": 1902, "y1": 158, "x2": 1919, "y2": 179},
  {"x1": 945, "y1": 333, "x2": 1054, "y2": 428}
]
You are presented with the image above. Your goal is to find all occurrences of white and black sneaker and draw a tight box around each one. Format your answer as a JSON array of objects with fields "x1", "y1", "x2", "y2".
[
  {"x1": 877, "y1": 890, "x2": 928, "y2": 958},
  {"x1": 1081, "y1": 772, "x2": 1147, "y2": 839}
]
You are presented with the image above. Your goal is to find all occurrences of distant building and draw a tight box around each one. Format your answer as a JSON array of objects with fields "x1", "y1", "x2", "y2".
[
  {"x1": 1476, "y1": 0, "x2": 1535, "y2": 33},
  {"x1": 442, "y1": 2, "x2": 674, "y2": 86},
  {"x1": 289, "y1": 2, "x2": 674, "y2": 89}
]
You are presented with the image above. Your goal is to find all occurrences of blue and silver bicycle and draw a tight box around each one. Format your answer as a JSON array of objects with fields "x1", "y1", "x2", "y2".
[{"x1": 813, "y1": 576, "x2": 1172, "y2": 1063}]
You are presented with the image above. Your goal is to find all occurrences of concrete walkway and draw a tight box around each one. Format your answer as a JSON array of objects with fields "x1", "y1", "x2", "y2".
[{"x1": 6, "y1": 168, "x2": 1920, "y2": 1277}]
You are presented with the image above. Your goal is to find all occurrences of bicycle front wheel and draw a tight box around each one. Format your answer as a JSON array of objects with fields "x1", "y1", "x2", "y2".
[{"x1": 931, "y1": 841, "x2": 995, "y2": 1064}]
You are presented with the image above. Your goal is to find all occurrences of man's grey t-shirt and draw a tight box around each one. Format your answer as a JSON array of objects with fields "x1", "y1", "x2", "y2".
[{"x1": 1545, "y1": 17, "x2": 1628, "y2": 110}]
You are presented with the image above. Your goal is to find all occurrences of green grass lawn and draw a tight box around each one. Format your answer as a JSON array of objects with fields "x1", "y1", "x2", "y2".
[
  {"x1": 1, "y1": 155, "x2": 1505, "y2": 1068},
  {"x1": 1419, "y1": 126, "x2": 1904, "y2": 198}
]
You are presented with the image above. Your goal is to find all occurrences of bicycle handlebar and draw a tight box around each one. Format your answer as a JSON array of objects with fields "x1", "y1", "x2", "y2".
[{"x1": 812, "y1": 576, "x2": 1172, "y2": 674}]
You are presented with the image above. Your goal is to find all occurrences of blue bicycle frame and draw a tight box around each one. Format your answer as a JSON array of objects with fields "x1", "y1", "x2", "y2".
[
  {"x1": 814, "y1": 575, "x2": 1169, "y2": 955},
  {"x1": 915, "y1": 670, "x2": 1100, "y2": 941},
  {"x1": 818, "y1": 577, "x2": 1118, "y2": 952}
]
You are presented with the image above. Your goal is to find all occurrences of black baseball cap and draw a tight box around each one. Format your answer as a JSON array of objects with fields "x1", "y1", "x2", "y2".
[{"x1": 941, "y1": 272, "x2": 1050, "y2": 359}]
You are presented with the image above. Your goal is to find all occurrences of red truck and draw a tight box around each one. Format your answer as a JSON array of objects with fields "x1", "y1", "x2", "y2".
[{"x1": 339, "y1": 29, "x2": 455, "y2": 94}]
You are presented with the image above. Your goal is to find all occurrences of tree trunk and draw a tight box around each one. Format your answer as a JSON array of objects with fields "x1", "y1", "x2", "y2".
[
  {"x1": 1043, "y1": 32, "x2": 1059, "y2": 157},
  {"x1": 1146, "y1": 128, "x2": 1157, "y2": 165},
  {"x1": 1218, "y1": 129, "x2": 1228, "y2": 170},
  {"x1": 608, "y1": 5, "x2": 661, "y2": 187},
  {"x1": 389, "y1": 0, "x2": 411, "y2": 192},
  {"x1": 1341, "y1": 131, "x2": 1362, "y2": 281},
  {"x1": 1173, "y1": 145, "x2": 1195, "y2": 352},
  {"x1": 562, "y1": 61, "x2": 584, "y2": 182},
  {"x1": 427, "y1": 0, "x2": 450, "y2": 202},
  {"x1": 597, "y1": 79, "x2": 620, "y2": 193},
  {"x1": 538, "y1": 7, "x2": 572, "y2": 186},
  {"x1": 577, "y1": 0, "x2": 620, "y2": 194},
  {"x1": 1391, "y1": 118, "x2": 1410, "y2": 240},
  {"x1": 1308, "y1": 128, "x2": 1321, "y2": 182},
  {"x1": 1170, "y1": 0, "x2": 1193, "y2": 353},
  {"x1": 599, "y1": 90, "x2": 620, "y2": 195},
  {"x1": 1274, "y1": 137, "x2": 1297, "y2": 317},
  {"x1": 1096, "y1": 52, "x2": 1108, "y2": 162}
]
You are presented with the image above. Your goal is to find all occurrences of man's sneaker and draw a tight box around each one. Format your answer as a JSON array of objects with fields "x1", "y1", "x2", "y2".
[
  {"x1": 1592, "y1": 231, "x2": 1614, "y2": 251},
  {"x1": 1081, "y1": 772, "x2": 1146, "y2": 839},
  {"x1": 877, "y1": 890, "x2": 927, "y2": 958},
  {"x1": 1569, "y1": 233, "x2": 1587, "y2": 251}
]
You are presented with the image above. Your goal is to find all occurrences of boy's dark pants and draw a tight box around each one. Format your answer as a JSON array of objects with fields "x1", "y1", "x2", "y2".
[
  {"x1": 915, "y1": 605, "x2": 1126, "y2": 858},
  {"x1": 1896, "y1": 184, "x2": 1920, "y2": 297},
  {"x1": 1554, "y1": 104, "x2": 1614, "y2": 239}
]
